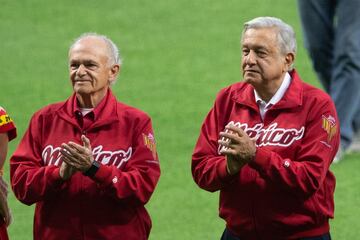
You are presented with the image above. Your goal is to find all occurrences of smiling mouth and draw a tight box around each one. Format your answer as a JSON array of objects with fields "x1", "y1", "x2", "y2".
[
  {"x1": 245, "y1": 69, "x2": 259, "y2": 73},
  {"x1": 74, "y1": 80, "x2": 91, "y2": 83}
]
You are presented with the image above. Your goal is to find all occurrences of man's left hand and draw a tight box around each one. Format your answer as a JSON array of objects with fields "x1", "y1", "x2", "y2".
[{"x1": 60, "y1": 135, "x2": 94, "y2": 173}]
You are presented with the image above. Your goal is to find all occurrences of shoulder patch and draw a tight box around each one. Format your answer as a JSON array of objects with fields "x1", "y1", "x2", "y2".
[
  {"x1": 142, "y1": 133, "x2": 157, "y2": 159},
  {"x1": 322, "y1": 115, "x2": 337, "y2": 142}
]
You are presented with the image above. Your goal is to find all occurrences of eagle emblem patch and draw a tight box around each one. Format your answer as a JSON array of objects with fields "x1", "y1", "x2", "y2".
[{"x1": 322, "y1": 115, "x2": 337, "y2": 142}]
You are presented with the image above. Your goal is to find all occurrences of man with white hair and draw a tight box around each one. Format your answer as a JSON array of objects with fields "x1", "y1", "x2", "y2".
[
  {"x1": 10, "y1": 33, "x2": 160, "y2": 240},
  {"x1": 192, "y1": 17, "x2": 338, "y2": 239}
]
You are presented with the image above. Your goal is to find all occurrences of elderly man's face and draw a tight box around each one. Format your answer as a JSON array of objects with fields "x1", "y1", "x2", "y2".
[
  {"x1": 68, "y1": 37, "x2": 118, "y2": 97},
  {"x1": 241, "y1": 27, "x2": 291, "y2": 87}
]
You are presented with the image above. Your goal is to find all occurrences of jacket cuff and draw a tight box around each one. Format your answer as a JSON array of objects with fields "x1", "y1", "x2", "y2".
[
  {"x1": 217, "y1": 158, "x2": 237, "y2": 183},
  {"x1": 1, "y1": 123, "x2": 17, "y2": 141},
  {"x1": 249, "y1": 148, "x2": 272, "y2": 171},
  {"x1": 92, "y1": 164, "x2": 114, "y2": 185},
  {"x1": 49, "y1": 167, "x2": 65, "y2": 188}
]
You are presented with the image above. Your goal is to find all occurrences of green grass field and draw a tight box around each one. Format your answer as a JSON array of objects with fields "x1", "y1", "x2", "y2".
[{"x1": 1, "y1": 0, "x2": 359, "y2": 239}]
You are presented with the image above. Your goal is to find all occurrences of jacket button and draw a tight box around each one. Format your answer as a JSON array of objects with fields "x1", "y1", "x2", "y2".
[
  {"x1": 112, "y1": 176, "x2": 118, "y2": 184},
  {"x1": 283, "y1": 160, "x2": 290, "y2": 168}
]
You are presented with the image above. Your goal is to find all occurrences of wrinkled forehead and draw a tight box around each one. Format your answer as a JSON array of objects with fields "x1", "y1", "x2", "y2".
[
  {"x1": 242, "y1": 27, "x2": 280, "y2": 48},
  {"x1": 242, "y1": 27, "x2": 278, "y2": 41},
  {"x1": 69, "y1": 37, "x2": 110, "y2": 60}
]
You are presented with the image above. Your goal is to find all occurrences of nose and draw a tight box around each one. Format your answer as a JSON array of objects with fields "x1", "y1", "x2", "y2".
[
  {"x1": 244, "y1": 50, "x2": 256, "y2": 66},
  {"x1": 76, "y1": 64, "x2": 87, "y2": 77}
]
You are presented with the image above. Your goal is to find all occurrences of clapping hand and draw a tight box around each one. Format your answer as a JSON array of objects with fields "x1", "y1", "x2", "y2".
[
  {"x1": 60, "y1": 135, "x2": 94, "y2": 179},
  {"x1": 218, "y1": 124, "x2": 256, "y2": 175}
]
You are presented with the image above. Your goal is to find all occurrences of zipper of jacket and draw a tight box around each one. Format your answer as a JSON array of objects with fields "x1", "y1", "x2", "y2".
[
  {"x1": 250, "y1": 170, "x2": 261, "y2": 239},
  {"x1": 77, "y1": 125, "x2": 87, "y2": 240}
]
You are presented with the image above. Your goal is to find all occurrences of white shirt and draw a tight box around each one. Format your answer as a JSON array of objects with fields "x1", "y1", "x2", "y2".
[
  {"x1": 254, "y1": 72, "x2": 291, "y2": 120},
  {"x1": 80, "y1": 108, "x2": 94, "y2": 116}
]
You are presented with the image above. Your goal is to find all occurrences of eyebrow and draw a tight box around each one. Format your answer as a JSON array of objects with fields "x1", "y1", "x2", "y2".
[
  {"x1": 242, "y1": 43, "x2": 267, "y2": 49},
  {"x1": 70, "y1": 59, "x2": 98, "y2": 65}
]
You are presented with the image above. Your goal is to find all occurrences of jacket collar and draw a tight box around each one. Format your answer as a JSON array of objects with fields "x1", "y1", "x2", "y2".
[
  {"x1": 57, "y1": 89, "x2": 119, "y2": 129},
  {"x1": 232, "y1": 70, "x2": 303, "y2": 110}
]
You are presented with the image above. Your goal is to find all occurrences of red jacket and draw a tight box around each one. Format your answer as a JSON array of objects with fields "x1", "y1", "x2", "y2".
[
  {"x1": 0, "y1": 106, "x2": 16, "y2": 240},
  {"x1": 192, "y1": 70, "x2": 339, "y2": 239},
  {"x1": 10, "y1": 90, "x2": 160, "y2": 240}
]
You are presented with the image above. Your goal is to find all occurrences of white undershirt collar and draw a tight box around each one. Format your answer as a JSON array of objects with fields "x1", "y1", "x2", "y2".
[
  {"x1": 254, "y1": 72, "x2": 291, "y2": 120},
  {"x1": 80, "y1": 108, "x2": 94, "y2": 116}
]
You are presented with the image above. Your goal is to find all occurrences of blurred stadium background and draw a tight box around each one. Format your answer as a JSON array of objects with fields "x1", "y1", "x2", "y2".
[{"x1": 1, "y1": 0, "x2": 359, "y2": 239}]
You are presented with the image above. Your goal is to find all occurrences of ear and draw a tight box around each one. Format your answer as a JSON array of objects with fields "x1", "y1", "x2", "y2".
[
  {"x1": 109, "y1": 64, "x2": 120, "y2": 83},
  {"x1": 284, "y1": 52, "x2": 295, "y2": 71}
]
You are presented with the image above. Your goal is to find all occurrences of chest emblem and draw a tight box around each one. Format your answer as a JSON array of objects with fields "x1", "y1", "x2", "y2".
[
  {"x1": 42, "y1": 145, "x2": 132, "y2": 168},
  {"x1": 224, "y1": 121, "x2": 304, "y2": 147}
]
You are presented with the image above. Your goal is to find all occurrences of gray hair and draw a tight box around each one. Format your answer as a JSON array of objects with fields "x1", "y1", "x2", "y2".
[
  {"x1": 242, "y1": 17, "x2": 297, "y2": 56},
  {"x1": 69, "y1": 32, "x2": 122, "y2": 66}
]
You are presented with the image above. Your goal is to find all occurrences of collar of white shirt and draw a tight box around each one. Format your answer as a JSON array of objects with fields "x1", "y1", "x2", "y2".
[
  {"x1": 254, "y1": 72, "x2": 291, "y2": 107},
  {"x1": 254, "y1": 72, "x2": 292, "y2": 119}
]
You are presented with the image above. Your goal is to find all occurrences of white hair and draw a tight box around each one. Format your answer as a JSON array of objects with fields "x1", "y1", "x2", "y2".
[
  {"x1": 69, "y1": 32, "x2": 122, "y2": 66},
  {"x1": 242, "y1": 17, "x2": 296, "y2": 69}
]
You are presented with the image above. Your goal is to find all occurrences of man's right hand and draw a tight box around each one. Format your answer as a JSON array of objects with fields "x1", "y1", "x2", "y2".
[{"x1": 59, "y1": 161, "x2": 76, "y2": 180}]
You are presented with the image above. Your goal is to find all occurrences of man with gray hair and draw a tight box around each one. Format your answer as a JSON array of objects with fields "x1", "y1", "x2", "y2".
[
  {"x1": 10, "y1": 33, "x2": 161, "y2": 240},
  {"x1": 192, "y1": 17, "x2": 338, "y2": 239}
]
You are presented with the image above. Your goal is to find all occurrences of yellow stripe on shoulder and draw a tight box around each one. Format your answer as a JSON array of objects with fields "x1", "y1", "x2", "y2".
[{"x1": 0, "y1": 114, "x2": 13, "y2": 127}]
